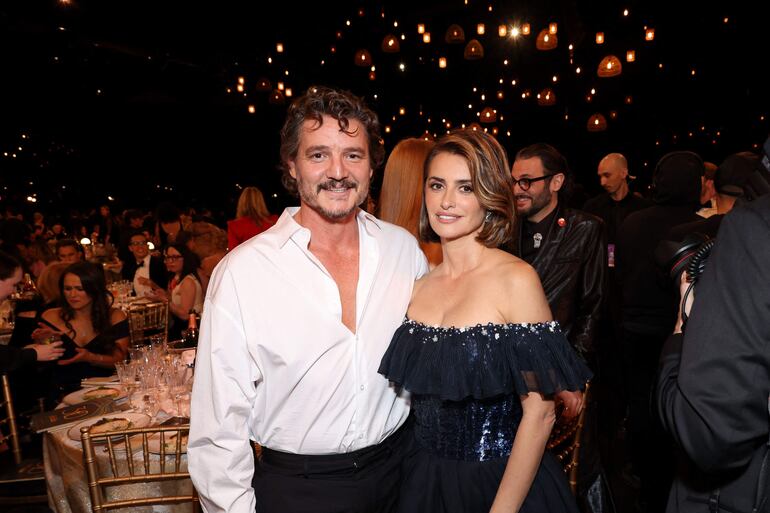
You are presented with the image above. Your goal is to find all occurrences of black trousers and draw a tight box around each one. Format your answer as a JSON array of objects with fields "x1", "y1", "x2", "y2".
[
  {"x1": 621, "y1": 328, "x2": 674, "y2": 512},
  {"x1": 252, "y1": 419, "x2": 413, "y2": 513}
]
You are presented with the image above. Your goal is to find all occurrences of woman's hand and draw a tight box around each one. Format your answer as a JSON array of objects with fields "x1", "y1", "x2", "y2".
[
  {"x1": 555, "y1": 389, "x2": 584, "y2": 421},
  {"x1": 31, "y1": 323, "x2": 64, "y2": 344},
  {"x1": 57, "y1": 347, "x2": 92, "y2": 366},
  {"x1": 28, "y1": 341, "x2": 65, "y2": 362},
  {"x1": 148, "y1": 288, "x2": 169, "y2": 301}
]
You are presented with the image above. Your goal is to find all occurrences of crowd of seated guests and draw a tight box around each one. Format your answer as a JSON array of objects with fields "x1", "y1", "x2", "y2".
[{"x1": 0, "y1": 197, "x2": 260, "y2": 406}]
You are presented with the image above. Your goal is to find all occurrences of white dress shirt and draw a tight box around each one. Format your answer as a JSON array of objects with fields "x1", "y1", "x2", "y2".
[
  {"x1": 188, "y1": 207, "x2": 428, "y2": 513},
  {"x1": 132, "y1": 254, "x2": 152, "y2": 297}
]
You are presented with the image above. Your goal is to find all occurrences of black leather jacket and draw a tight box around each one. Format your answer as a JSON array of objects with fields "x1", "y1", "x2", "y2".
[{"x1": 508, "y1": 204, "x2": 606, "y2": 357}]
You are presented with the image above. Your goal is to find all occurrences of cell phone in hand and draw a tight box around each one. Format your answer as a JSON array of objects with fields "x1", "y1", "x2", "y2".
[{"x1": 58, "y1": 337, "x2": 79, "y2": 360}]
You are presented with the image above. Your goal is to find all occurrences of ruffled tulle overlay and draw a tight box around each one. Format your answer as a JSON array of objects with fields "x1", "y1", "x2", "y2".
[
  {"x1": 379, "y1": 320, "x2": 588, "y2": 513},
  {"x1": 379, "y1": 319, "x2": 592, "y2": 402}
]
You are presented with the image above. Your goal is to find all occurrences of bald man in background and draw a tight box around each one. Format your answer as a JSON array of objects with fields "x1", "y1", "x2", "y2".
[
  {"x1": 583, "y1": 153, "x2": 651, "y2": 476},
  {"x1": 584, "y1": 153, "x2": 651, "y2": 252}
]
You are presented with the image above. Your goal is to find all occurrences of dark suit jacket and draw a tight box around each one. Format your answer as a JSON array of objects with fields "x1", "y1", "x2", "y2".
[
  {"x1": 0, "y1": 346, "x2": 36, "y2": 373},
  {"x1": 656, "y1": 194, "x2": 770, "y2": 513},
  {"x1": 507, "y1": 204, "x2": 606, "y2": 357},
  {"x1": 121, "y1": 255, "x2": 167, "y2": 291}
]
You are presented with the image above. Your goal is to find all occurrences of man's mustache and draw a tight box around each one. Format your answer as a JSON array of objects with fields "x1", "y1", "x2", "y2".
[{"x1": 317, "y1": 179, "x2": 358, "y2": 193}]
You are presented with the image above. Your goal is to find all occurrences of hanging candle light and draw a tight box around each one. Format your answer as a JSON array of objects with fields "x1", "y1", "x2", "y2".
[
  {"x1": 645, "y1": 28, "x2": 655, "y2": 41},
  {"x1": 445, "y1": 24, "x2": 466, "y2": 43},
  {"x1": 269, "y1": 90, "x2": 285, "y2": 105},
  {"x1": 626, "y1": 50, "x2": 636, "y2": 62},
  {"x1": 537, "y1": 88, "x2": 556, "y2": 106},
  {"x1": 256, "y1": 78, "x2": 271, "y2": 91},
  {"x1": 382, "y1": 35, "x2": 400, "y2": 52},
  {"x1": 597, "y1": 55, "x2": 622, "y2": 77},
  {"x1": 536, "y1": 29, "x2": 558, "y2": 50},
  {"x1": 480, "y1": 107, "x2": 497, "y2": 123},
  {"x1": 464, "y1": 39, "x2": 484, "y2": 59},
  {"x1": 596, "y1": 32, "x2": 605, "y2": 44},
  {"x1": 587, "y1": 113, "x2": 608, "y2": 131},
  {"x1": 354, "y1": 49, "x2": 373, "y2": 66}
]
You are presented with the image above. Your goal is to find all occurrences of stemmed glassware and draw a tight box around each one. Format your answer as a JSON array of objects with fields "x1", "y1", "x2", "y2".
[
  {"x1": 122, "y1": 341, "x2": 194, "y2": 420},
  {"x1": 115, "y1": 361, "x2": 138, "y2": 409}
]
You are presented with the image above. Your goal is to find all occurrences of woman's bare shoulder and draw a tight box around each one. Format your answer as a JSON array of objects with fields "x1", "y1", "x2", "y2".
[
  {"x1": 109, "y1": 307, "x2": 127, "y2": 324},
  {"x1": 41, "y1": 307, "x2": 63, "y2": 323},
  {"x1": 485, "y1": 250, "x2": 551, "y2": 324},
  {"x1": 487, "y1": 249, "x2": 538, "y2": 282}
]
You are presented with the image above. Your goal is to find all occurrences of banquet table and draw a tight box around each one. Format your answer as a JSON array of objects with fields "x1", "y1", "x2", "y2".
[{"x1": 44, "y1": 383, "x2": 195, "y2": 513}]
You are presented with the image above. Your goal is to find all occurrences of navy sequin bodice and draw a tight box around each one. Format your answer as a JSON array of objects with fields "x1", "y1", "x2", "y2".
[
  {"x1": 412, "y1": 393, "x2": 520, "y2": 461},
  {"x1": 379, "y1": 319, "x2": 592, "y2": 462}
]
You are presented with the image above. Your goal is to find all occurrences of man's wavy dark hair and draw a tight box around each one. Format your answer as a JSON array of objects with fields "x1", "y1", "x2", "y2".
[{"x1": 279, "y1": 86, "x2": 385, "y2": 197}]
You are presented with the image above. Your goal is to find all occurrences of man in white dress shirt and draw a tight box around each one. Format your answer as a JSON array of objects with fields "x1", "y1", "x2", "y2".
[
  {"x1": 120, "y1": 231, "x2": 166, "y2": 297},
  {"x1": 189, "y1": 86, "x2": 428, "y2": 513}
]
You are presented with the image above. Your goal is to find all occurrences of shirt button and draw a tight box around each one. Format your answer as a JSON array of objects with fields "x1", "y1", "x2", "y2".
[
  {"x1": 359, "y1": 434, "x2": 364, "y2": 439},
  {"x1": 360, "y1": 385, "x2": 365, "y2": 391}
]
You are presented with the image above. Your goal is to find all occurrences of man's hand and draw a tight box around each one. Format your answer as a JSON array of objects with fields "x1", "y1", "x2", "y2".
[
  {"x1": 31, "y1": 323, "x2": 64, "y2": 344},
  {"x1": 674, "y1": 272, "x2": 695, "y2": 334},
  {"x1": 27, "y1": 341, "x2": 65, "y2": 362}
]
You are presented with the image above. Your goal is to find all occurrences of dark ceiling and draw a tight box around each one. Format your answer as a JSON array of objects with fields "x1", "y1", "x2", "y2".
[{"x1": 0, "y1": 0, "x2": 767, "y2": 216}]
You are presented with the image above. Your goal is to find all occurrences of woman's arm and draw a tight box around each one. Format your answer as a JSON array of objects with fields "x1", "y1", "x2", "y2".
[
  {"x1": 489, "y1": 259, "x2": 561, "y2": 512},
  {"x1": 94, "y1": 309, "x2": 129, "y2": 366},
  {"x1": 490, "y1": 392, "x2": 556, "y2": 513},
  {"x1": 168, "y1": 276, "x2": 196, "y2": 320}
]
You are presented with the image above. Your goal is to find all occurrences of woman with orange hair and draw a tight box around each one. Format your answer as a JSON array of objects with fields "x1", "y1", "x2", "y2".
[{"x1": 378, "y1": 138, "x2": 443, "y2": 268}]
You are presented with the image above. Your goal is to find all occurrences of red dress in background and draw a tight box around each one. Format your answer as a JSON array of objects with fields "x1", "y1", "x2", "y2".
[{"x1": 227, "y1": 215, "x2": 279, "y2": 250}]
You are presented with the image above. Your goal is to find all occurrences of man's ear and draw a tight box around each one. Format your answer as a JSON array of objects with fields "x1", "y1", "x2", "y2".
[
  {"x1": 288, "y1": 160, "x2": 297, "y2": 180},
  {"x1": 550, "y1": 173, "x2": 566, "y2": 192}
]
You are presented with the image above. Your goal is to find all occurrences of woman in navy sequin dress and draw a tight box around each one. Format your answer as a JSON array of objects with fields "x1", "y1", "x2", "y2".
[{"x1": 379, "y1": 129, "x2": 591, "y2": 513}]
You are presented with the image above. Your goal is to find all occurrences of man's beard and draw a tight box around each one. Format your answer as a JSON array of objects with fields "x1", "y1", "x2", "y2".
[
  {"x1": 514, "y1": 189, "x2": 552, "y2": 218},
  {"x1": 298, "y1": 177, "x2": 369, "y2": 220}
]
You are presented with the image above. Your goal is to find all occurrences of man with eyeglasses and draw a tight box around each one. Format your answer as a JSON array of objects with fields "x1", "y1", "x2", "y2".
[
  {"x1": 506, "y1": 143, "x2": 611, "y2": 512},
  {"x1": 121, "y1": 230, "x2": 165, "y2": 297}
]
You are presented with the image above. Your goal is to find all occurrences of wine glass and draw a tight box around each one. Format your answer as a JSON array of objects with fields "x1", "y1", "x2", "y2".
[{"x1": 115, "y1": 361, "x2": 137, "y2": 410}]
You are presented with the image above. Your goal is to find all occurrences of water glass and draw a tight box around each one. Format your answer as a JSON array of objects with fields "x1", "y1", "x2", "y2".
[{"x1": 115, "y1": 361, "x2": 138, "y2": 409}]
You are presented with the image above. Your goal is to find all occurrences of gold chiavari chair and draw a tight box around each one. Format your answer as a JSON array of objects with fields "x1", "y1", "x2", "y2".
[
  {"x1": 0, "y1": 374, "x2": 47, "y2": 505},
  {"x1": 547, "y1": 382, "x2": 591, "y2": 494},
  {"x1": 127, "y1": 299, "x2": 169, "y2": 347},
  {"x1": 81, "y1": 423, "x2": 199, "y2": 512}
]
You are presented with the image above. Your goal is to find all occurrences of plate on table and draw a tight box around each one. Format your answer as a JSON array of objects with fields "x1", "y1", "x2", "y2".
[
  {"x1": 81, "y1": 375, "x2": 119, "y2": 387},
  {"x1": 147, "y1": 430, "x2": 189, "y2": 454},
  {"x1": 68, "y1": 412, "x2": 151, "y2": 442},
  {"x1": 63, "y1": 386, "x2": 124, "y2": 405}
]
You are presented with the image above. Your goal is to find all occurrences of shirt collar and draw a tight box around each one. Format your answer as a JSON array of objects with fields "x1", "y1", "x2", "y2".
[
  {"x1": 136, "y1": 253, "x2": 152, "y2": 266},
  {"x1": 272, "y1": 207, "x2": 383, "y2": 248}
]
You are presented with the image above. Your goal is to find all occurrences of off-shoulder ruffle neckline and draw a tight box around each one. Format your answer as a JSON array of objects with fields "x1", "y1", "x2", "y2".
[{"x1": 379, "y1": 317, "x2": 591, "y2": 401}]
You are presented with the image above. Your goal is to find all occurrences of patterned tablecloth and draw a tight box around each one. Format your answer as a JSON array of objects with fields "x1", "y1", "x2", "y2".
[{"x1": 44, "y1": 406, "x2": 194, "y2": 513}]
